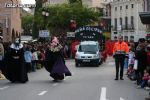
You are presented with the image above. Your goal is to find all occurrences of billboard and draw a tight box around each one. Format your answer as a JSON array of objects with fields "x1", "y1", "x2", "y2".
[
  {"x1": 75, "y1": 26, "x2": 103, "y2": 41},
  {"x1": 39, "y1": 30, "x2": 50, "y2": 37}
]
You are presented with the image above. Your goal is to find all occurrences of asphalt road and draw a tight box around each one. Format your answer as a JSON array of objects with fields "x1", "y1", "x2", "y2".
[{"x1": 0, "y1": 57, "x2": 148, "y2": 100}]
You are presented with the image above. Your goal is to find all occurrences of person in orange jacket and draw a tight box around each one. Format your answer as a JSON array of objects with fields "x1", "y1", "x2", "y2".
[{"x1": 113, "y1": 35, "x2": 129, "y2": 80}]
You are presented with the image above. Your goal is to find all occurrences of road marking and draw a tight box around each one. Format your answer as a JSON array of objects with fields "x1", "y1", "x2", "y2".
[
  {"x1": 108, "y1": 62, "x2": 115, "y2": 65},
  {"x1": 38, "y1": 91, "x2": 47, "y2": 96},
  {"x1": 0, "y1": 86, "x2": 9, "y2": 90},
  {"x1": 120, "y1": 97, "x2": 125, "y2": 100},
  {"x1": 100, "y1": 87, "x2": 107, "y2": 100},
  {"x1": 52, "y1": 83, "x2": 58, "y2": 86}
]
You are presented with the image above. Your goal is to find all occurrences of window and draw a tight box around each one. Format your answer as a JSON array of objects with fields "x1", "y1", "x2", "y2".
[
  {"x1": 114, "y1": 36, "x2": 117, "y2": 40},
  {"x1": 124, "y1": 36, "x2": 128, "y2": 42},
  {"x1": 120, "y1": 6, "x2": 122, "y2": 10},
  {"x1": 120, "y1": 18, "x2": 122, "y2": 26},
  {"x1": 114, "y1": 32, "x2": 117, "y2": 34},
  {"x1": 115, "y1": 7, "x2": 117, "y2": 11},
  {"x1": 126, "y1": 5, "x2": 128, "y2": 9},
  {"x1": 79, "y1": 45, "x2": 98, "y2": 52},
  {"x1": 125, "y1": 17, "x2": 128, "y2": 29},
  {"x1": 131, "y1": 16, "x2": 134, "y2": 29},
  {"x1": 147, "y1": 0, "x2": 150, "y2": 11},
  {"x1": 131, "y1": 4, "x2": 134, "y2": 8},
  {"x1": 114, "y1": 18, "x2": 117, "y2": 29},
  {"x1": 130, "y1": 36, "x2": 134, "y2": 42}
]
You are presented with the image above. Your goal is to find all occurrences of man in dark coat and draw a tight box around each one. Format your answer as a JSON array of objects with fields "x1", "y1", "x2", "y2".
[
  {"x1": 4, "y1": 38, "x2": 28, "y2": 83},
  {"x1": 135, "y1": 38, "x2": 147, "y2": 85}
]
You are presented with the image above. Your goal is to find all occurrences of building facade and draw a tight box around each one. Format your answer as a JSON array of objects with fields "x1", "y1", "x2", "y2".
[
  {"x1": 139, "y1": 0, "x2": 150, "y2": 39},
  {"x1": 43, "y1": 0, "x2": 68, "y2": 6},
  {"x1": 99, "y1": 0, "x2": 112, "y2": 39},
  {"x1": 111, "y1": 0, "x2": 146, "y2": 42},
  {"x1": 0, "y1": 0, "x2": 21, "y2": 42}
]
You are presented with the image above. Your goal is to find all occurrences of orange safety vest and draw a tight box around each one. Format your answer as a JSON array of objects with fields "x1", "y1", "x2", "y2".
[{"x1": 113, "y1": 41, "x2": 129, "y2": 54}]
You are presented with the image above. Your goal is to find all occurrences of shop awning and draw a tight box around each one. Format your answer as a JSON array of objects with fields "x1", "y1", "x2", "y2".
[{"x1": 139, "y1": 12, "x2": 150, "y2": 24}]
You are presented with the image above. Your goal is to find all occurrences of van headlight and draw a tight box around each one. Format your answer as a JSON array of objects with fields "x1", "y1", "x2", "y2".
[
  {"x1": 75, "y1": 53, "x2": 80, "y2": 58},
  {"x1": 93, "y1": 54, "x2": 99, "y2": 58}
]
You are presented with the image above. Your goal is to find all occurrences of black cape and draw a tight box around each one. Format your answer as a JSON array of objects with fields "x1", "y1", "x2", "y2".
[{"x1": 4, "y1": 43, "x2": 28, "y2": 83}]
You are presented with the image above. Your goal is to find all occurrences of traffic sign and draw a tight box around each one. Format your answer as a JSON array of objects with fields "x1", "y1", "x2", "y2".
[{"x1": 39, "y1": 30, "x2": 50, "y2": 37}]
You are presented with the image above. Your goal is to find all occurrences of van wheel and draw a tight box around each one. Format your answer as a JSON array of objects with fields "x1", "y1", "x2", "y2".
[{"x1": 95, "y1": 62, "x2": 99, "y2": 67}]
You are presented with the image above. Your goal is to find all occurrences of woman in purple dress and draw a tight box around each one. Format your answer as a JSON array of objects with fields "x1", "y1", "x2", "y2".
[{"x1": 44, "y1": 37, "x2": 71, "y2": 81}]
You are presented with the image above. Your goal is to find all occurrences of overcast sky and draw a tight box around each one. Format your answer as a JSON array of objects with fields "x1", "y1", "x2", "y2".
[{"x1": 21, "y1": 0, "x2": 35, "y2": 4}]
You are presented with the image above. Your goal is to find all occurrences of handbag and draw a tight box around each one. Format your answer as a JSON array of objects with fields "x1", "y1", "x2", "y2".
[{"x1": 133, "y1": 59, "x2": 138, "y2": 70}]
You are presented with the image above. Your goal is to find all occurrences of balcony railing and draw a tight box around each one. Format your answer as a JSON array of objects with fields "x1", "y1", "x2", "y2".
[
  {"x1": 111, "y1": 26, "x2": 117, "y2": 31},
  {"x1": 122, "y1": 24, "x2": 134, "y2": 30}
]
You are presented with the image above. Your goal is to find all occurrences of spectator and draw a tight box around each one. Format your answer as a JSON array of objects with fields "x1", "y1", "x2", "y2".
[
  {"x1": 32, "y1": 48, "x2": 38, "y2": 72},
  {"x1": 135, "y1": 38, "x2": 147, "y2": 85},
  {"x1": 0, "y1": 37, "x2": 5, "y2": 79},
  {"x1": 24, "y1": 47, "x2": 32, "y2": 73},
  {"x1": 137, "y1": 69, "x2": 149, "y2": 88}
]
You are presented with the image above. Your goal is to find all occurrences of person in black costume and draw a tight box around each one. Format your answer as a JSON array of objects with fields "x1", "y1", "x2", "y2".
[
  {"x1": 44, "y1": 37, "x2": 71, "y2": 81},
  {"x1": 4, "y1": 38, "x2": 28, "y2": 83}
]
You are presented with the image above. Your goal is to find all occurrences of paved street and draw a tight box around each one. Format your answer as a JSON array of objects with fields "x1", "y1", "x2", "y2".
[{"x1": 0, "y1": 57, "x2": 148, "y2": 100}]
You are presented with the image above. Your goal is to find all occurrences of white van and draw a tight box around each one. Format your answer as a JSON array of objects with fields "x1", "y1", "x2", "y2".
[{"x1": 75, "y1": 41, "x2": 102, "y2": 67}]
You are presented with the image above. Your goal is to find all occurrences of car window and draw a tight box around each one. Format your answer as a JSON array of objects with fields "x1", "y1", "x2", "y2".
[{"x1": 78, "y1": 44, "x2": 98, "y2": 52}]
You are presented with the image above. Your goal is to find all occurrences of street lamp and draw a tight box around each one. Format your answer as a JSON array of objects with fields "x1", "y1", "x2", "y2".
[{"x1": 42, "y1": 10, "x2": 49, "y2": 29}]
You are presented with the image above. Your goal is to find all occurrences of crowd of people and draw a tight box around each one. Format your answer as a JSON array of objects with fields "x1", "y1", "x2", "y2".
[
  {"x1": 0, "y1": 35, "x2": 150, "y2": 99},
  {"x1": 125, "y1": 38, "x2": 150, "y2": 100},
  {"x1": 112, "y1": 36, "x2": 150, "y2": 100},
  {"x1": 0, "y1": 36, "x2": 71, "y2": 83}
]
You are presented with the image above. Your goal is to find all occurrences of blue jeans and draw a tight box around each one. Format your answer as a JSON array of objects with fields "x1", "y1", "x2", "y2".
[{"x1": 141, "y1": 80, "x2": 148, "y2": 88}]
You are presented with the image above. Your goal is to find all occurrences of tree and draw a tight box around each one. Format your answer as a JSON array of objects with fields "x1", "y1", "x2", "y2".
[
  {"x1": 21, "y1": 15, "x2": 34, "y2": 35},
  {"x1": 32, "y1": 0, "x2": 43, "y2": 38},
  {"x1": 68, "y1": 0, "x2": 82, "y2": 5},
  {"x1": 36, "y1": 3, "x2": 102, "y2": 36}
]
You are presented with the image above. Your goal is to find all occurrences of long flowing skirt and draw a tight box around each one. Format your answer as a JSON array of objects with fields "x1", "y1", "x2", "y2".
[{"x1": 50, "y1": 57, "x2": 71, "y2": 80}]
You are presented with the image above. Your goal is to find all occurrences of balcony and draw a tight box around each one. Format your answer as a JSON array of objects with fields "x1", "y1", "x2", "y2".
[
  {"x1": 111, "y1": 26, "x2": 117, "y2": 31},
  {"x1": 128, "y1": 24, "x2": 134, "y2": 30},
  {"x1": 122, "y1": 25, "x2": 134, "y2": 30}
]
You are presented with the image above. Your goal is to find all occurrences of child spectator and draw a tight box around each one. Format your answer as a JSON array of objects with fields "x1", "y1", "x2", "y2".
[
  {"x1": 138, "y1": 69, "x2": 149, "y2": 88},
  {"x1": 128, "y1": 48, "x2": 135, "y2": 68},
  {"x1": 24, "y1": 47, "x2": 32, "y2": 73},
  {"x1": 32, "y1": 48, "x2": 38, "y2": 72}
]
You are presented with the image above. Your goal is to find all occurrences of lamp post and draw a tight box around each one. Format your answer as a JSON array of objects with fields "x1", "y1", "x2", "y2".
[{"x1": 42, "y1": 10, "x2": 49, "y2": 29}]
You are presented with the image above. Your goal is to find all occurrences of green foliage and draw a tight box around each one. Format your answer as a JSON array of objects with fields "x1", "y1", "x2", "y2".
[
  {"x1": 35, "y1": 3, "x2": 102, "y2": 35},
  {"x1": 68, "y1": 0, "x2": 82, "y2": 5},
  {"x1": 21, "y1": 15, "x2": 34, "y2": 35},
  {"x1": 32, "y1": 0, "x2": 43, "y2": 38}
]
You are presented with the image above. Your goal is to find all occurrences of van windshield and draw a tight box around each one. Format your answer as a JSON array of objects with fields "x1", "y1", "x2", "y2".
[{"x1": 78, "y1": 45, "x2": 98, "y2": 52}]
